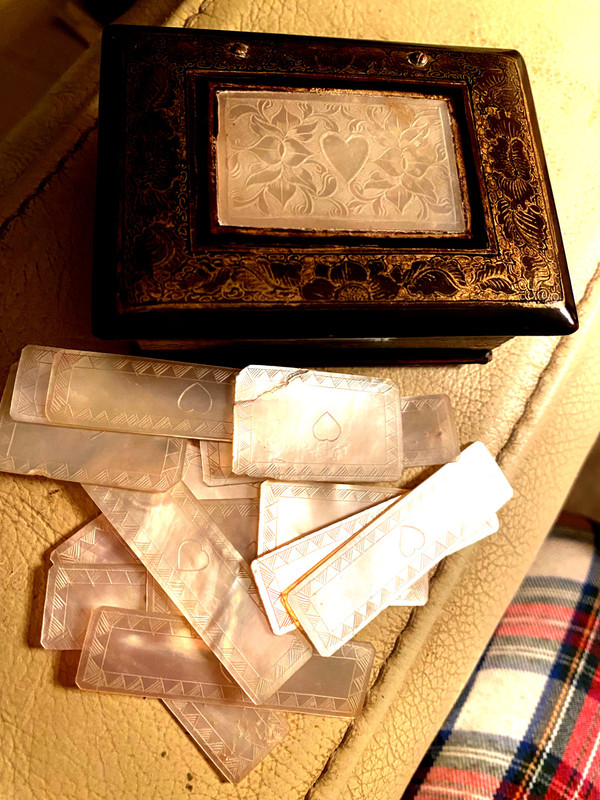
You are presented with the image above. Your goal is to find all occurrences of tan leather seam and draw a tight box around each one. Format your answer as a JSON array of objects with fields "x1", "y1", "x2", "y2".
[
  {"x1": 0, "y1": 121, "x2": 97, "y2": 242},
  {"x1": 305, "y1": 607, "x2": 418, "y2": 793},
  {"x1": 304, "y1": 552, "x2": 470, "y2": 799}
]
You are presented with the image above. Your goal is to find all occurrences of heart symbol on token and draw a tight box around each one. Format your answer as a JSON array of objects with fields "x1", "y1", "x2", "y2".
[
  {"x1": 312, "y1": 411, "x2": 342, "y2": 442},
  {"x1": 321, "y1": 134, "x2": 369, "y2": 182},
  {"x1": 399, "y1": 526, "x2": 426, "y2": 558},
  {"x1": 177, "y1": 540, "x2": 210, "y2": 571},
  {"x1": 177, "y1": 383, "x2": 213, "y2": 414}
]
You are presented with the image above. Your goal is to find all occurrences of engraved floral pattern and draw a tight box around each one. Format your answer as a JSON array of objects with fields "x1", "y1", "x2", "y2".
[
  {"x1": 486, "y1": 111, "x2": 533, "y2": 204},
  {"x1": 217, "y1": 91, "x2": 466, "y2": 233},
  {"x1": 302, "y1": 259, "x2": 399, "y2": 301},
  {"x1": 394, "y1": 257, "x2": 468, "y2": 297}
]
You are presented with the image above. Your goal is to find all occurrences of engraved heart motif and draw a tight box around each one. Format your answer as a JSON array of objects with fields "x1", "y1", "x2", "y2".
[
  {"x1": 321, "y1": 134, "x2": 369, "y2": 182},
  {"x1": 399, "y1": 526, "x2": 425, "y2": 558},
  {"x1": 312, "y1": 411, "x2": 341, "y2": 442},
  {"x1": 177, "y1": 383, "x2": 213, "y2": 414},
  {"x1": 177, "y1": 539, "x2": 210, "y2": 571}
]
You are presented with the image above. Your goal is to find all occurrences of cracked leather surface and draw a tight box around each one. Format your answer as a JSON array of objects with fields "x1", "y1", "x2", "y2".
[{"x1": 1, "y1": 1, "x2": 600, "y2": 798}]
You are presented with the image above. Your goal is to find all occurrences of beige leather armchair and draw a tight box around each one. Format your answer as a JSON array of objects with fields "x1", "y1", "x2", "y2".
[{"x1": 1, "y1": 2, "x2": 599, "y2": 798}]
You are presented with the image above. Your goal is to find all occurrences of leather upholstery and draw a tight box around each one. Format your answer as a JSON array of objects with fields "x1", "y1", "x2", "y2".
[{"x1": 1, "y1": 1, "x2": 599, "y2": 798}]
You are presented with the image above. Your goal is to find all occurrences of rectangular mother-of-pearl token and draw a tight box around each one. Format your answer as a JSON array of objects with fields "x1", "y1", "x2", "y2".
[
  {"x1": 183, "y1": 441, "x2": 260, "y2": 500},
  {"x1": 84, "y1": 482, "x2": 312, "y2": 704},
  {"x1": 51, "y1": 515, "x2": 139, "y2": 565},
  {"x1": 401, "y1": 394, "x2": 460, "y2": 467},
  {"x1": 0, "y1": 367, "x2": 185, "y2": 491},
  {"x1": 200, "y1": 440, "x2": 253, "y2": 486},
  {"x1": 77, "y1": 606, "x2": 374, "y2": 717},
  {"x1": 284, "y1": 442, "x2": 513, "y2": 656},
  {"x1": 44, "y1": 348, "x2": 237, "y2": 440},
  {"x1": 252, "y1": 496, "x2": 429, "y2": 636},
  {"x1": 41, "y1": 565, "x2": 147, "y2": 649},
  {"x1": 163, "y1": 700, "x2": 288, "y2": 783},
  {"x1": 233, "y1": 366, "x2": 402, "y2": 482}
]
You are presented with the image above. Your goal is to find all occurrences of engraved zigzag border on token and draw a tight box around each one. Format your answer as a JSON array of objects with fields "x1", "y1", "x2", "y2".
[
  {"x1": 42, "y1": 566, "x2": 147, "y2": 649},
  {"x1": 400, "y1": 395, "x2": 458, "y2": 464},
  {"x1": 46, "y1": 350, "x2": 236, "y2": 439},
  {"x1": 200, "y1": 440, "x2": 250, "y2": 485},
  {"x1": 78, "y1": 609, "x2": 253, "y2": 702},
  {"x1": 0, "y1": 428, "x2": 185, "y2": 491},
  {"x1": 10, "y1": 345, "x2": 53, "y2": 422},
  {"x1": 235, "y1": 366, "x2": 395, "y2": 402},
  {"x1": 145, "y1": 581, "x2": 373, "y2": 717},
  {"x1": 253, "y1": 497, "x2": 400, "y2": 634},
  {"x1": 258, "y1": 480, "x2": 402, "y2": 553},
  {"x1": 201, "y1": 440, "x2": 230, "y2": 483},
  {"x1": 51, "y1": 515, "x2": 139, "y2": 565},
  {"x1": 78, "y1": 606, "x2": 373, "y2": 716}
]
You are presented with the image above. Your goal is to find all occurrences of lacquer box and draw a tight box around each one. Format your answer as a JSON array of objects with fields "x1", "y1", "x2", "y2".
[{"x1": 92, "y1": 25, "x2": 577, "y2": 363}]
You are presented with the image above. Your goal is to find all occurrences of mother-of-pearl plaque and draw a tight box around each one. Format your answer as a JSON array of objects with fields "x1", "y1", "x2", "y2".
[
  {"x1": 232, "y1": 366, "x2": 402, "y2": 482},
  {"x1": 216, "y1": 89, "x2": 466, "y2": 234}
]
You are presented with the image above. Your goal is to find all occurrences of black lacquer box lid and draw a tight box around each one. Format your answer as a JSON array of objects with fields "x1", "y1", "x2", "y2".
[{"x1": 92, "y1": 25, "x2": 577, "y2": 364}]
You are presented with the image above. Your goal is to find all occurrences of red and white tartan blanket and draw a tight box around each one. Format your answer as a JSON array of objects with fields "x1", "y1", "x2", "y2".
[{"x1": 404, "y1": 518, "x2": 600, "y2": 800}]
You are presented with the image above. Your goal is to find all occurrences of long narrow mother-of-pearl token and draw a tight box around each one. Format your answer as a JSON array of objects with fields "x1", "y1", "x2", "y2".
[
  {"x1": 233, "y1": 366, "x2": 402, "y2": 482},
  {"x1": 77, "y1": 606, "x2": 374, "y2": 718},
  {"x1": 84, "y1": 482, "x2": 312, "y2": 704},
  {"x1": 44, "y1": 348, "x2": 237, "y2": 440},
  {"x1": 256, "y1": 480, "x2": 422, "y2": 610},
  {"x1": 284, "y1": 442, "x2": 512, "y2": 656},
  {"x1": 252, "y1": 496, "x2": 428, "y2": 636},
  {"x1": 0, "y1": 367, "x2": 185, "y2": 491},
  {"x1": 142, "y1": 574, "x2": 289, "y2": 783}
]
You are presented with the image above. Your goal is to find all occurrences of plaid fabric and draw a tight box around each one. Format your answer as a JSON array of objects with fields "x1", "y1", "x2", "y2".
[{"x1": 403, "y1": 520, "x2": 600, "y2": 800}]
